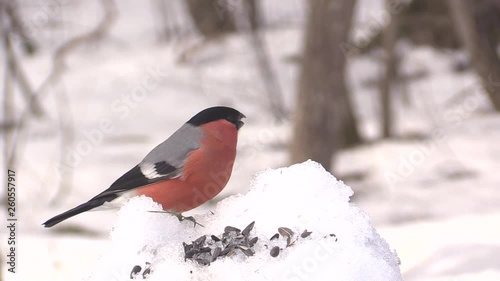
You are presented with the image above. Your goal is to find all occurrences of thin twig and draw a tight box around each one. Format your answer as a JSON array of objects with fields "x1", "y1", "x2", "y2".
[
  {"x1": 233, "y1": 1, "x2": 287, "y2": 122},
  {"x1": 8, "y1": 0, "x2": 117, "y2": 170},
  {"x1": 2, "y1": 0, "x2": 44, "y2": 116}
]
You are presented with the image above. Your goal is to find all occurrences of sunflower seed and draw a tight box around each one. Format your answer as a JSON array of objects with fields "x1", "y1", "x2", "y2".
[
  {"x1": 270, "y1": 246, "x2": 280, "y2": 257},
  {"x1": 238, "y1": 247, "x2": 255, "y2": 256},
  {"x1": 270, "y1": 233, "x2": 279, "y2": 240},
  {"x1": 242, "y1": 221, "x2": 255, "y2": 236},
  {"x1": 224, "y1": 226, "x2": 241, "y2": 234},
  {"x1": 324, "y1": 234, "x2": 338, "y2": 241},
  {"x1": 199, "y1": 247, "x2": 212, "y2": 253},
  {"x1": 249, "y1": 237, "x2": 258, "y2": 247},
  {"x1": 130, "y1": 265, "x2": 141, "y2": 279},
  {"x1": 212, "y1": 247, "x2": 221, "y2": 261},
  {"x1": 185, "y1": 249, "x2": 196, "y2": 259},
  {"x1": 301, "y1": 230, "x2": 312, "y2": 238},
  {"x1": 220, "y1": 244, "x2": 236, "y2": 256},
  {"x1": 194, "y1": 235, "x2": 206, "y2": 246},
  {"x1": 278, "y1": 227, "x2": 294, "y2": 238}
]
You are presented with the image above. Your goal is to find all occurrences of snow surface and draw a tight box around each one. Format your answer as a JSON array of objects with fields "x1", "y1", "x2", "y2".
[
  {"x1": 89, "y1": 161, "x2": 402, "y2": 281},
  {"x1": 1, "y1": 0, "x2": 500, "y2": 280}
]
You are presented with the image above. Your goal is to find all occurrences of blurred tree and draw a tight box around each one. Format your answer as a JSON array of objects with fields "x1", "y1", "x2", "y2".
[
  {"x1": 358, "y1": 0, "x2": 459, "y2": 53},
  {"x1": 185, "y1": 0, "x2": 258, "y2": 37},
  {"x1": 448, "y1": 0, "x2": 500, "y2": 111},
  {"x1": 379, "y1": 0, "x2": 399, "y2": 138},
  {"x1": 183, "y1": 0, "x2": 287, "y2": 121},
  {"x1": 290, "y1": 0, "x2": 360, "y2": 170}
]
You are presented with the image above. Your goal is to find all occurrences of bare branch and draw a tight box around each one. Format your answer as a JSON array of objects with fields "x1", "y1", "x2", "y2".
[
  {"x1": 1, "y1": 0, "x2": 44, "y2": 116},
  {"x1": 233, "y1": 0, "x2": 287, "y2": 122},
  {"x1": 8, "y1": 0, "x2": 117, "y2": 170}
]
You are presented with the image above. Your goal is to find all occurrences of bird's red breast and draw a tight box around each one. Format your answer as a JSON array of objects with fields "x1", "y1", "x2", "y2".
[{"x1": 134, "y1": 119, "x2": 238, "y2": 213}]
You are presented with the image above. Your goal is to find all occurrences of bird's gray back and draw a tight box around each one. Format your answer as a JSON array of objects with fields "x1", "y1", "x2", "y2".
[{"x1": 141, "y1": 124, "x2": 204, "y2": 168}]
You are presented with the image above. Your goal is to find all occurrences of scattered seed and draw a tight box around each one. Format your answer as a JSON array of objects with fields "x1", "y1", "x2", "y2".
[
  {"x1": 212, "y1": 247, "x2": 221, "y2": 261},
  {"x1": 278, "y1": 227, "x2": 294, "y2": 238},
  {"x1": 324, "y1": 234, "x2": 338, "y2": 241},
  {"x1": 199, "y1": 247, "x2": 212, "y2": 253},
  {"x1": 130, "y1": 265, "x2": 141, "y2": 279},
  {"x1": 249, "y1": 237, "x2": 258, "y2": 247},
  {"x1": 194, "y1": 235, "x2": 206, "y2": 246},
  {"x1": 270, "y1": 246, "x2": 280, "y2": 257},
  {"x1": 142, "y1": 267, "x2": 151, "y2": 278},
  {"x1": 242, "y1": 221, "x2": 255, "y2": 236},
  {"x1": 211, "y1": 235, "x2": 221, "y2": 242},
  {"x1": 224, "y1": 226, "x2": 241, "y2": 234},
  {"x1": 238, "y1": 246, "x2": 255, "y2": 256},
  {"x1": 197, "y1": 259, "x2": 210, "y2": 266},
  {"x1": 301, "y1": 230, "x2": 312, "y2": 238},
  {"x1": 220, "y1": 244, "x2": 235, "y2": 256},
  {"x1": 330, "y1": 234, "x2": 338, "y2": 241},
  {"x1": 270, "y1": 233, "x2": 279, "y2": 240},
  {"x1": 185, "y1": 250, "x2": 196, "y2": 259}
]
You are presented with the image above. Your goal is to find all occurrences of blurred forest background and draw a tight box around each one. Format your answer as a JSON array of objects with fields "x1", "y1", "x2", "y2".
[{"x1": 1, "y1": 0, "x2": 500, "y2": 280}]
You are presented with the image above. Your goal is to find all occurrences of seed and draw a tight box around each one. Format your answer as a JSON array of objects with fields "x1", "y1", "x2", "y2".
[
  {"x1": 212, "y1": 247, "x2": 221, "y2": 261},
  {"x1": 249, "y1": 237, "x2": 258, "y2": 247},
  {"x1": 224, "y1": 226, "x2": 241, "y2": 234},
  {"x1": 270, "y1": 233, "x2": 279, "y2": 240},
  {"x1": 220, "y1": 244, "x2": 235, "y2": 256},
  {"x1": 270, "y1": 246, "x2": 280, "y2": 257},
  {"x1": 199, "y1": 247, "x2": 212, "y2": 253},
  {"x1": 301, "y1": 230, "x2": 312, "y2": 238},
  {"x1": 238, "y1": 246, "x2": 255, "y2": 256},
  {"x1": 184, "y1": 249, "x2": 196, "y2": 259},
  {"x1": 130, "y1": 265, "x2": 141, "y2": 279},
  {"x1": 242, "y1": 221, "x2": 255, "y2": 236},
  {"x1": 278, "y1": 227, "x2": 294, "y2": 238},
  {"x1": 194, "y1": 235, "x2": 206, "y2": 246}
]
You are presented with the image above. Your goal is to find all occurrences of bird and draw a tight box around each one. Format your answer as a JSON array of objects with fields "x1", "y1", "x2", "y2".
[{"x1": 43, "y1": 106, "x2": 245, "y2": 227}]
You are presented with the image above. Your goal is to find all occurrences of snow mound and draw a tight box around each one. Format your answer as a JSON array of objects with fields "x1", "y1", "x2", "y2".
[{"x1": 89, "y1": 160, "x2": 402, "y2": 281}]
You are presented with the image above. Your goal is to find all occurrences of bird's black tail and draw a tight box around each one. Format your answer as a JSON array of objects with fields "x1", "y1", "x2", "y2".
[{"x1": 42, "y1": 194, "x2": 117, "y2": 227}]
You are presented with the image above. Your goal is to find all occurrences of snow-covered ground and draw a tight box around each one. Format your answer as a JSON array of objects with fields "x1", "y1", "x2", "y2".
[{"x1": 1, "y1": 0, "x2": 500, "y2": 280}]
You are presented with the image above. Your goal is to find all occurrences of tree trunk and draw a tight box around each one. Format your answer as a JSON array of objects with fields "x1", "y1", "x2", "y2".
[
  {"x1": 447, "y1": 0, "x2": 500, "y2": 111},
  {"x1": 185, "y1": 0, "x2": 258, "y2": 38},
  {"x1": 379, "y1": 0, "x2": 399, "y2": 138},
  {"x1": 290, "y1": 0, "x2": 359, "y2": 170}
]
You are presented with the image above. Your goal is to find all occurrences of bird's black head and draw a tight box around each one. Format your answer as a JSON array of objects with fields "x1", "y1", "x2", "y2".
[{"x1": 187, "y1": 106, "x2": 246, "y2": 129}]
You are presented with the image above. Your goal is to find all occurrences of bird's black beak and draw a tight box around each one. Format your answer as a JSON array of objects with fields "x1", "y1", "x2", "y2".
[{"x1": 236, "y1": 113, "x2": 246, "y2": 130}]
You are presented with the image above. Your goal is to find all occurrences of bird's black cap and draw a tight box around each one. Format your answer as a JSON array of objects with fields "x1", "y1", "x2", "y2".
[{"x1": 187, "y1": 106, "x2": 246, "y2": 129}]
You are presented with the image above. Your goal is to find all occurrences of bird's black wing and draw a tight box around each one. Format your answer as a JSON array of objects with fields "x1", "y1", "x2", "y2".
[{"x1": 92, "y1": 161, "x2": 180, "y2": 199}]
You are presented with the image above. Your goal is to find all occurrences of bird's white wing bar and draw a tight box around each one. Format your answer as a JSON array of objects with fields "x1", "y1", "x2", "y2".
[{"x1": 140, "y1": 162, "x2": 164, "y2": 179}]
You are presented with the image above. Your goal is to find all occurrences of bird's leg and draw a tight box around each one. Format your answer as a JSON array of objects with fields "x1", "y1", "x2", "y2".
[
  {"x1": 175, "y1": 213, "x2": 204, "y2": 228},
  {"x1": 148, "y1": 210, "x2": 204, "y2": 227}
]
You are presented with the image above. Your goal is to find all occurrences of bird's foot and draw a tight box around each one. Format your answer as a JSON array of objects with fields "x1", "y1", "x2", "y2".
[
  {"x1": 176, "y1": 213, "x2": 204, "y2": 228},
  {"x1": 148, "y1": 210, "x2": 204, "y2": 227}
]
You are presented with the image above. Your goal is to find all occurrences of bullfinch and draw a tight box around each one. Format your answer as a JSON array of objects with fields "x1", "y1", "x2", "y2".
[{"x1": 43, "y1": 106, "x2": 245, "y2": 227}]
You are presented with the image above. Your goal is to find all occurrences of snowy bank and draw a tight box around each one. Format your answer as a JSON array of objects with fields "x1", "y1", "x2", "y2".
[{"x1": 89, "y1": 161, "x2": 402, "y2": 281}]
